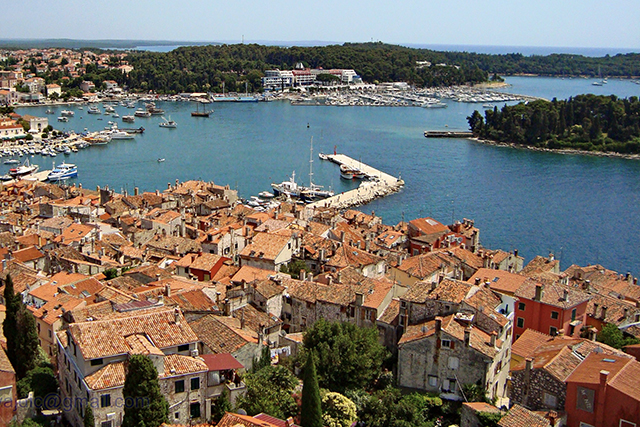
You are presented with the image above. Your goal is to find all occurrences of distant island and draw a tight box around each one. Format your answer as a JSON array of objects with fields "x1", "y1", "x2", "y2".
[{"x1": 467, "y1": 94, "x2": 640, "y2": 155}]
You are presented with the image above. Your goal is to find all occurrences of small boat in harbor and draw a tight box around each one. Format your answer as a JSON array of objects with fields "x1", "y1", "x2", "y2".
[
  {"x1": 258, "y1": 191, "x2": 275, "y2": 199},
  {"x1": 3, "y1": 159, "x2": 19, "y2": 165},
  {"x1": 57, "y1": 116, "x2": 69, "y2": 122},
  {"x1": 45, "y1": 109, "x2": 55, "y2": 114},
  {"x1": 88, "y1": 106, "x2": 101, "y2": 114},
  {"x1": 340, "y1": 164, "x2": 356, "y2": 180},
  {"x1": 191, "y1": 101, "x2": 212, "y2": 117},
  {"x1": 61, "y1": 110, "x2": 74, "y2": 117},
  {"x1": 157, "y1": 158, "x2": 165, "y2": 163},
  {"x1": 9, "y1": 159, "x2": 38, "y2": 178},
  {"x1": 159, "y1": 117, "x2": 177, "y2": 128},
  {"x1": 47, "y1": 162, "x2": 78, "y2": 181},
  {"x1": 134, "y1": 109, "x2": 151, "y2": 118},
  {"x1": 122, "y1": 115, "x2": 135, "y2": 123}
]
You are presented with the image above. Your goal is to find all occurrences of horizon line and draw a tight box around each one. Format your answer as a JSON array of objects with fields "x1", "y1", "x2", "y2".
[{"x1": 0, "y1": 37, "x2": 639, "y2": 52}]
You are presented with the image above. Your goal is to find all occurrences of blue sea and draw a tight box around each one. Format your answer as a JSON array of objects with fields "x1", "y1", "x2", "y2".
[{"x1": 13, "y1": 76, "x2": 640, "y2": 275}]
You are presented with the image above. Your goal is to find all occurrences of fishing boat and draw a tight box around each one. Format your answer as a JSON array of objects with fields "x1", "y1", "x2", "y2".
[
  {"x1": 9, "y1": 159, "x2": 38, "y2": 178},
  {"x1": 47, "y1": 162, "x2": 78, "y2": 181},
  {"x1": 159, "y1": 117, "x2": 177, "y2": 128}
]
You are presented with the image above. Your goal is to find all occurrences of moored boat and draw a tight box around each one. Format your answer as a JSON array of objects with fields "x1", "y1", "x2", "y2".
[
  {"x1": 9, "y1": 159, "x2": 38, "y2": 178},
  {"x1": 47, "y1": 162, "x2": 78, "y2": 181}
]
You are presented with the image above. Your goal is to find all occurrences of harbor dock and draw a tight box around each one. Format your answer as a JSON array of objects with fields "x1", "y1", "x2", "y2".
[{"x1": 307, "y1": 154, "x2": 404, "y2": 209}]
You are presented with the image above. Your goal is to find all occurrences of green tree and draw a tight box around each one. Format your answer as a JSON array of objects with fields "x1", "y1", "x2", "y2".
[
  {"x1": 477, "y1": 411, "x2": 503, "y2": 427},
  {"x1": 252, "y1": 345, "x2": 271, "y2": 372},
  {"x1": 321, "y1": 392, "x2": 357, "y2": 427},
  {"x1": 16, "y1": 365, "x2": 58, "y2": 404},
  {"x1": 235, "y1": 365, "x2": 298, "y2": 419},
  {"x1": 597, "y1": 323, "x2": 640, "y2": 349},
  {"x1": 279, "y1": 259, "x2": 309, "y2": 279},
  {"x1": 301, "y1": 353, "x2": 322, "y2": 427},
  {"x1": 300, "y1": 319, "x2": 388, "y2": 392},
  {"x1": 84, "y1": 404, "x2": 95, "y2": 427},
  {"x1": 3, "y1": 275, "x2": 39, "y2": 379},
  {"x1": 3, "y1": 275, "x2": 20, "y2": 374},
  {"x1": 121, "y1": 355, "x2": 168, "y2": 427},
  {"x1": 210, "y1": 390, "x2": 231, "y2": 424}
]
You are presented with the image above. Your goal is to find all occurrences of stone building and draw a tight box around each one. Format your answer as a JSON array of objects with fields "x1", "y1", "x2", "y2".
[
  {"x1": 397, "y1": 312, "x2": 511, "y2": 402},
  {"x1": 55, "y1": 307, "x2": 207, "y2": 427}
]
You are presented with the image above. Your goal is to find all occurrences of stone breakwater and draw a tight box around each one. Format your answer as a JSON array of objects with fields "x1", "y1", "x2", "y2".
[{"x1": 306, "y1": 154, "x2": 404, "y2": 210}]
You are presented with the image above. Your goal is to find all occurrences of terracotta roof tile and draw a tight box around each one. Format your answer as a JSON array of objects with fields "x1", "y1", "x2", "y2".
[
  {"x1": 189, "y1": 314, "x2": 258, "y2": 354},
  {"x1": 515, "y1": 279, "x2": 591, "y2": 309},
  {"x1": 469, "y1": 268, "x2": 528, "y2": 295},
  {"x1": 67, "y1": 307, "x2": 198, "y2": 359},
  {"x1": 498, "y1": 404, "x2": 550, "y2": 427}
]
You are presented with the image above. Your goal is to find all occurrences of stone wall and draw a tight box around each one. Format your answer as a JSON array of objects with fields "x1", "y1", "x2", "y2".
[{"x1": 509, "y1": 368, "x2": 565, "y2": 411}]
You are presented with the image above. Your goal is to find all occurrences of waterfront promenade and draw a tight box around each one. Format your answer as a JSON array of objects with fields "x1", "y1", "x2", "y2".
[{"x1": 307, "y1": 154, "x2": 404, "y2": 210}]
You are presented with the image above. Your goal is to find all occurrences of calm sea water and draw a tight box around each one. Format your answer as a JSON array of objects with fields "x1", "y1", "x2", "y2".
[{"x1": 13, "y1": 77, "x2": 640, "y2": 275}]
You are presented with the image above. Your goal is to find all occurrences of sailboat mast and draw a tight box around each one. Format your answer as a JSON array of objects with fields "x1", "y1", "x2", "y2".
[{"x1": 309, "y1": 136, "x2": 314, "y2": 187}]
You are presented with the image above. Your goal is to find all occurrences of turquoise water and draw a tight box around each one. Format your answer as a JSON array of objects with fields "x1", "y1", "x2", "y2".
[{"x1": 13, "y1": 77, "x2": 640, "y2": 275}]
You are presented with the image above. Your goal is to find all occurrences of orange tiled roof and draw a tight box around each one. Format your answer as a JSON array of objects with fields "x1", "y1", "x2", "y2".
[
  {"x1": 497, "y1": 404, "x2": 550, "y2": 427},
  {"x1": 67, "y1": 307, "x2": 198, "y2": 360},
  {"x1": 85, "y1": 354, "x2": 207, "y2": 390}
]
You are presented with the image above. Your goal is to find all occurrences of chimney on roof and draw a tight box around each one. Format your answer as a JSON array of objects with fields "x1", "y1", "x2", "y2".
[
  {"x1": 534, "y1": 285, "x2": 543, "y2": 302},
  {"x1": 340, "y1": 231, "x2": 345, "y2": 242},
  {"x1": 174, "y1": 307, "x2": 180, "y2": 324},
  {"x1": 300, "y1": 269, "x2": 306, "y2": 281},
  {"x1": 435, "y1": 316, "x2": 442, "y2": 334},
  {"x1": 627, "y1": 272, "x2": 632, "y2": 283},
  {"x1": 240, "y1": 309, "x2": 245, "y2": 329},
  {"x1": 165, "y1": 283, "x2": 171, "y2": 297},
  {"x1": 514, "y1": 249, "x2": 518, "y2": 258},
  {"x1": 134, "y1": 187, "x2": 139, "y2": 196},
  {"x1": 490, "y1": 331, "x2": 497, "y2": 347},
  {"x1": 563, "y1": 289, "x2": 569, "y2": 303},
  {"x1": 524, "y1": 357, "x2": 533, "y2": 387},
  {"x1": 355, "y1": 292, "x2": 364, "y2": 307},
  {"x1": 474, "y1": 277, "x2": 481, "y2": 286},
  {"x1": 285, "y1": 418, "x2": 294, "y2": 427},
  {"x1": 464, "y1": 326, "x2": 471, "y2": 346},
  {"x1": 601, "y1": 306, "x2": 608, "y2": 320},
  {"x1": 634, "y1": 278, "x2": 638, "y2": 286},
  {"x1": 327, "y1": 275, "x2": 333, "y2": 286},
  {"x1": 593, "y1": 303, "x2": 599, "y2": 317},
  {"x1": 549, "y1": 253, "x2": 554, "y2": 261},
  {"x1": 623, "y1": 308, "x2": 629, "y2": 320}
]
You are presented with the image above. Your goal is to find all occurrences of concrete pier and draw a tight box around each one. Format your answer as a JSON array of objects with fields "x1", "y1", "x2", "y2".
[{"x1": 307, "y1": 154, "x2": 404, "y2": 210}]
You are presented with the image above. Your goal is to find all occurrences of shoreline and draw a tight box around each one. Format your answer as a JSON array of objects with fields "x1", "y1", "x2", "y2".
[{"x1": 469, "y1": 137, "x2": 640, "y2": 160}]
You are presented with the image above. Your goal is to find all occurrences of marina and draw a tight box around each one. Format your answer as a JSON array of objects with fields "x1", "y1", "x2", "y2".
[
  {"x1": 306, "y1": 153, "x2": 404, "y2": 209},
  {"x1": 6, "y1": 76, "x2": 640, "y2": 275}
]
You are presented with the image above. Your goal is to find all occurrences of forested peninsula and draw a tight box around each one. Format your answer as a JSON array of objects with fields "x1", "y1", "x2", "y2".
[
  {"x1": 6, "y1": 42, "x2": 640, "y2": 95},
  {"x1": 467, "y1": 95, "x2": 640, "y2": 154}
]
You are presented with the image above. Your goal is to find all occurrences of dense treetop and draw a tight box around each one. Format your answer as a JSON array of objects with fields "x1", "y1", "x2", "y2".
[{"x1": 468, "y1": 94, "x2": 640, "y2": 154}]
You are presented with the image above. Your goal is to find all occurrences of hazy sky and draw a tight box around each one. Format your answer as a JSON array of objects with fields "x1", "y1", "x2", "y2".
[{"x1": 3, "y1": 0, "x2": 640, "y2": 49}]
